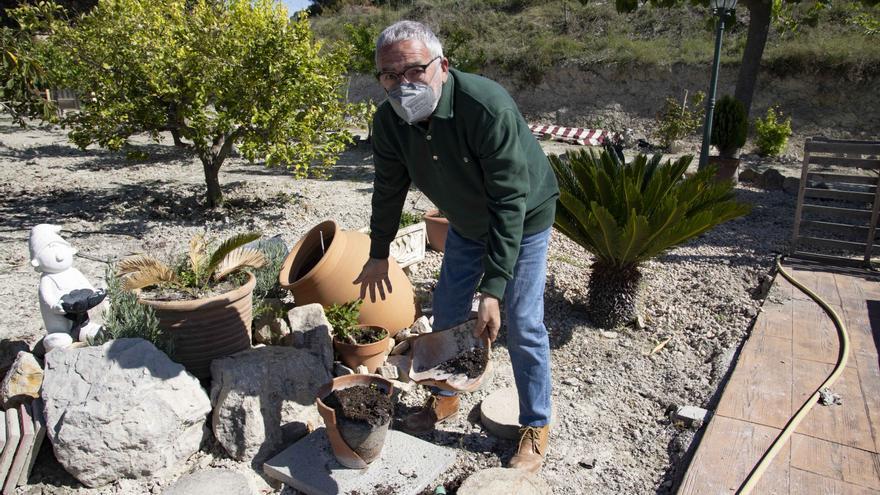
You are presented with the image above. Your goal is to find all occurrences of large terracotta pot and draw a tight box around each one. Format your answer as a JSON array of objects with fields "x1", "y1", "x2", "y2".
[
  {"x1": 139, "y1": 273, "x2": 255, "y2": 380},
  {"x1": 279, "y1": 221, "x2": 417, "y2": 336},
  {"x1": 316, "y1": 374, "x2": 393, "y2": 468},
  {"x1": 423, "y1": 209, "x2": 449, "y2": 252},
  {"x1": 333, "y1": 325, "x2": 390, "y2": 373},
  {"x1": 708, "y1": 156, "x2": 740, "y2": 184}
]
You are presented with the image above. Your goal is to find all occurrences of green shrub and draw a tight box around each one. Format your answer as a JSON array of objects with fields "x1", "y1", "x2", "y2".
[
  {"x1": 711, "y1": 95, "x2": 748, "y2": 158},
  {"x1": 324, "y1": 299, "x2": 388, "y2": 344},
  {"x1": 399, "y1": 211, "x2": 422, "y2": 229},
  {"x1": 100, "y1": 268, "x2": 174, "y2": 356},
  {"x1": 654, "y1": 91, "x2": 705, "y2": 149},
  {"x1": 251, "y1": 240, "x2": 289, "y2": 322},
  {"x1": 344, "y1": 22, "x2": 380, "y2": 74},
  {"x1": 754, "y1": 106, "x2": 793, "y2": 156}
]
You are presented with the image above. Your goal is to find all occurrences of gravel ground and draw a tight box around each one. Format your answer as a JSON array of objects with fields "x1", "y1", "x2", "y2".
[{"x1": 0, "y1": 120, "x2": 796, "y2": 494}]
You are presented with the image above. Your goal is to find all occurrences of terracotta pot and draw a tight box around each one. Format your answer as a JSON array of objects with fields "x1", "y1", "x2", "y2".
[
  {"x1": 139, "y1": 273, "x2": 255, "y2": 381},
  {"x1": 333, "y1": 325, "x2": 390, "y2": 373},
  {"x1": 708, "y1": 156, "x2": 740, "y2": 184},
  {"x1": 279, "y1": 221, "x2": 417, "y2": 336},
  {"x1": 423, "y1": 209, "x2": 449, "y2": 252},
  {"x1": 316, "y1": 374, "x2": 393, "y2": 468}
]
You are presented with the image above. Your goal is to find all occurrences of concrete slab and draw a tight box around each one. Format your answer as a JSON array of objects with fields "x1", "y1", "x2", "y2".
[
  {"x1": 18, "y1": 397, "x2": 47, "y2": 486},
  {"x1": 162, "y1": 468, "x2": 254, "y2": 495},
  {"x1": 4, "y1": 402, "x2": 33, "y2": 494},
  {"x1": 479, "y1": 387, "x2": 557, "y2": 440},
  {"x1": 0, "y1": 409, "x2": 20, "y2": 486},
  {"x1": 264, "y1": 428, "x2": 456, "y2": 495}
]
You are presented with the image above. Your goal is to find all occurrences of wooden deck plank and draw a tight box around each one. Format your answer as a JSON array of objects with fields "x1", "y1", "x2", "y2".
[
  {"x1": 855, "y1": 351, "x2": 880, "y2": 454},
  {"x1": 790, "y1": 434, "x2": 880, "y2": 490},
  {"x1": 757, "y1": 302, "x2": 794, "y2": 340},
  {"x1": 790, "y1": 467, "x2": 880, "y2": 494},
  {"x1": 716, "y1": 339, "x2": 792, "y2": 429},
  {"x1": 678, "y1": 416, "x2": 790, "y2": 495},
  {"x1": 792, "y1": 361, "x2": 874, "y2": 451},
  {"x1": 793, "y1": 304, "x2": 843, "y2": 366}
]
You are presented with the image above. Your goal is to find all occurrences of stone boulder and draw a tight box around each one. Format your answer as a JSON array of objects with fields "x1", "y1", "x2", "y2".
[
  {"x1": 41, "y1": 339, "x2": 210, "y2": 488},
  {"x1": 0, "y1": 351, "x2": 43, "y2": 408},
  {"x1": 458, "y1": 467, "x2": 552, "y2": 495},
  {"x1": 210, "y1": 304, "x2": 333, "y2": 465},
  {"x1": 0, "y1": 340, "x2": 29, "y2": 378},
  {"x1": 163, "y1": 468, "x2": 254, "y2": 495}
]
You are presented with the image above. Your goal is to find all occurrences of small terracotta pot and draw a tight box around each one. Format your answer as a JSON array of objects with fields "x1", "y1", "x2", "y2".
[
  {"x1": 279, "y1": 221, "x2": 417, "y2": 336},
  {"x1": 333, "y1": 325, "x2": 390, "y2": 373},
  {"x1": 708, "y1": 156, "x2": 740, "y2": 184},
  {"x1": 423, "y1": 209, "x2": 449, "y2": 252},
  {"x1": 316, "y1": 374, "x2": 393, "y2": 468},
  {"x1": 139, "y1": 273, "x2": 255, "y2": 380}
]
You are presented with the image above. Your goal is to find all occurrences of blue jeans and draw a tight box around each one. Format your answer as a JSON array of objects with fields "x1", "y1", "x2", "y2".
[{"x1": 431, "y1": 226, "x2": 552, "y2": 427}]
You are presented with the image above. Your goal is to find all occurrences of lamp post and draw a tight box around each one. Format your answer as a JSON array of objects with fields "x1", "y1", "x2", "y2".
[{"x1": 698, "y1": 0, "x2": 738, "y2": 170}]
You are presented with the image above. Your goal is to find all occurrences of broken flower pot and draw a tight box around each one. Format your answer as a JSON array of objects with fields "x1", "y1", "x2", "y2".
[
  {"x1": 279, "y1": 220, "x2": 417, "y2": 336},
  {"x1": 333, "y1": 325, "x2": 390, "y2": 373},
  {"x1": 316, "y1": 374, "x2": 394, "y2": 468}
]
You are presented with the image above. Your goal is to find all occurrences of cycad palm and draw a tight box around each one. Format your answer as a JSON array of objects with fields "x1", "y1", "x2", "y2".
[{"x1": 550, "y1": 148, "x2": 750, "y2": 328}]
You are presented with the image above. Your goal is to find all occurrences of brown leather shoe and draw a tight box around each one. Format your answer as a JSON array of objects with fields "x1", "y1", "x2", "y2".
[
  {"x1": 509, "y1": 425, "x2": 550, "y2": 474},
  {"x1": 400, "y1": 394, "x2": 459, "y2": 434}
]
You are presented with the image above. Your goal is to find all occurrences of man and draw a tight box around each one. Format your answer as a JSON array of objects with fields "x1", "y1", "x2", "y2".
[{"x1": 354, "y1": 20, "x2": 559, "y2": 474}]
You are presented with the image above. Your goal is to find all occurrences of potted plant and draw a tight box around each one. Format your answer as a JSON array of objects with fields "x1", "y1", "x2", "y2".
[
  {"x1": 390, "y1": 211, "x2": 426, "y2": 269},
  {"x1": 278, "y1": 220, "x2": 417, "y2": 336},
  {"x1": 709, "y1": 94, "x2": 748, "y2": 182},
  {"x1": 316, "y1": 374, "x2": 394, "y2": 468},
  {"x1": 423, "y1": 209, "x2": 449, "y2": 252},
  {"x1": 326, "y1": 299, "x2": 390, "y2": 373},
  {"x1": 117, "y1": 232, "x2": 266, "y2": 380}
]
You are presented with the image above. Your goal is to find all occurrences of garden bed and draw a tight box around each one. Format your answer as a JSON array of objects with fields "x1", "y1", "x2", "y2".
[{"x1": 0, "y1": 121, "x2": 795, "y2": 494}]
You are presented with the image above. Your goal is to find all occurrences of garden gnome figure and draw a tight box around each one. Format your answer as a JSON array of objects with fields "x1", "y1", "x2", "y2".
[{"x1": 29, "y1": 224, "x2": 106, "y2": 352}]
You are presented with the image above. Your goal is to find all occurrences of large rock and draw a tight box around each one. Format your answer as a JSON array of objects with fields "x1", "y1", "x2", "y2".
[
  {"x1": 210, "y1": 304, "x2": 333, "y2": 464},
  {"x1": 41, "y1": 339, "x2": 210, "y2": 488},
  {"x1": 458, "y1": 467, "x2": 552, "y2": 495},
  {"x1": 0, "y1": 340, "x2": 29, "y2": 378},
  {"x1": 163, "y1": 468, "x2": 254, "y2": 495},
  {"x1": 0, "y1": 352, "x2": 43, "y2": 408}
]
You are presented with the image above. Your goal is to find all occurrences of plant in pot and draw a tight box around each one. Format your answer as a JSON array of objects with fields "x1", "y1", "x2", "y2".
[
  {"x1": 326, "y1": 299, "x2": 390, "y2": 373},
  {"x1": 117, "y1": 232, "x2": 266, "y2": 380},
  {"x1": 316, "y1": 374, "x2": 394, "y2": 468},
  {"x1": 709, "y1": 94, "x2": 748, "y2": 183},
  {"x1": 423, "y1": 209, "x2": 449, "y2": 252},
  {"x1": 549, "y1": 147, "x2": 751, "y2": 329}
]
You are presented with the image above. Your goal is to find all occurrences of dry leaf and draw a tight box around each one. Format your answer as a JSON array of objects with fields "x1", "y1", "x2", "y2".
[
  {"x1": 648, "y1": 337, "x2": 671, "y2": 356},
  {"x1": 214, "y1": 247, "x2": 266, "y2": 280}
]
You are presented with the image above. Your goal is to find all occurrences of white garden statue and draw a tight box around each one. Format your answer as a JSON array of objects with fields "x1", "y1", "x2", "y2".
[{"x1": 29, "y1": 224, "x2": 106, "y2": 352}]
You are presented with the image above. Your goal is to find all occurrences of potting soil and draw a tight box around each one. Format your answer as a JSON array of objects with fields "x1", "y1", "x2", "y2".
[
  {"x1": 436, "y1": 346, "x2": 488, "y2": 377},
  {"x1": 351, "y1": 326, "x2": 387, "y2": 344},
  {"x1": 323, "y1": 385, "x2": 393, "y2": 428}
]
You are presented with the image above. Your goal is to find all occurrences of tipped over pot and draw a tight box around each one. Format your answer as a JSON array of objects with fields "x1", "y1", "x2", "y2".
[
  {"x1": 279, "y1": 220, "x2": 417, "y2": 336},
  {"x1": 316, "y1": 374, "x2": 394, "y2": 468}
]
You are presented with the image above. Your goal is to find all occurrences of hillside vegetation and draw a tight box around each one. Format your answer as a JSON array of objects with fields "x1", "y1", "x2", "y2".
[{"x1": 309, "y1": 0, "x2": 880, "y2": 86}]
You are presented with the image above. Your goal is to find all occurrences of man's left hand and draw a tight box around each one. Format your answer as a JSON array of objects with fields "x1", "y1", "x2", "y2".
[{"x1": 473, "y1": 294, "x2": 501, "y2": 343}]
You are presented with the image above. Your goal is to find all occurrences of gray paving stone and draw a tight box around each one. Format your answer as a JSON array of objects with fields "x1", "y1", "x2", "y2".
[
  {"x1": 264, "y1": 428, "x2": 455, "y2": 495},
  {"x1": 162, "y1": 468, "x2": 255, "y2": 495},
  {"x1": 479, "y1": 387, "x2": 557, "y2": 440},
  {"x1": 0, "y1": 409, "x2": 20, "y2": 487},
  {"x1": 458, "y1": 467, "x2": 551, "y2": 495}
]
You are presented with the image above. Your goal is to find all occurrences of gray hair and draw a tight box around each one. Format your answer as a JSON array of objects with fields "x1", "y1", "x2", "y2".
[{"x1": 375, "y1": 21, "x2": 444, "y2": 68}]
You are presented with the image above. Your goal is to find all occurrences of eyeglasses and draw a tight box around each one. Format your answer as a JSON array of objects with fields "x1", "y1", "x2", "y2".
[{"x1": 376, "y1": 56, "x2": 440, "y2": 85}]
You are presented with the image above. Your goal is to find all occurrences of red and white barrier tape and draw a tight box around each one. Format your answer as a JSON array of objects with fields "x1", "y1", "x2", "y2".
[{"x1": 528, "y1": 125, "x2": 620, "y2": 146}]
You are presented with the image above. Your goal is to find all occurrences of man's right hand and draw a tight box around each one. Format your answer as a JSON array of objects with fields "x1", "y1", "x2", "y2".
[{"x1": 353, "y1": 257, "x2": 393, "y2": 302}]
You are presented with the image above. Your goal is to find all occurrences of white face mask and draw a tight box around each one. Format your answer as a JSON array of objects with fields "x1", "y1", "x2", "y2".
[{"x1": 386, "y1": 65, "x2": 442, "y2": 124}]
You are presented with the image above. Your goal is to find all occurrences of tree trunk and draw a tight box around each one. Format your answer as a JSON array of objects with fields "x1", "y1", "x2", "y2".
[
  {"x1": 198, "y1": 130, "x2": 239, "y2": 208},
  {"x1": 734, "y1": 0, "x2": 773, "y2": 117},
  {"x1": 202, "y1": 157, "x2": 223, "y2": 208},
  {"x1": 587, "y1": 261, "x2": 642, "y2": 329},
  {"x1": 170, "y1": 128, "x2": 186, "y2": 148}
]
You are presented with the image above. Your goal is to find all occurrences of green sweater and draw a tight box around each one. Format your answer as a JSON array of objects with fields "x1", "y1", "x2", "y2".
[{"x1": 369, "y1": 68, "x2": 559, "y2": 300}]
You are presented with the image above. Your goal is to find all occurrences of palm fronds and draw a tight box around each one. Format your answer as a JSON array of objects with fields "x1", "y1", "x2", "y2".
[{"x1": 550, "y1": 148, "x2": 751, "y2": 269}]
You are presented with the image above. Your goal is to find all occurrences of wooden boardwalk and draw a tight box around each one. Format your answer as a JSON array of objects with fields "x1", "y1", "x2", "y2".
[{"x1": 679, "y1": 261, "x2": 880, "y2": 494}]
